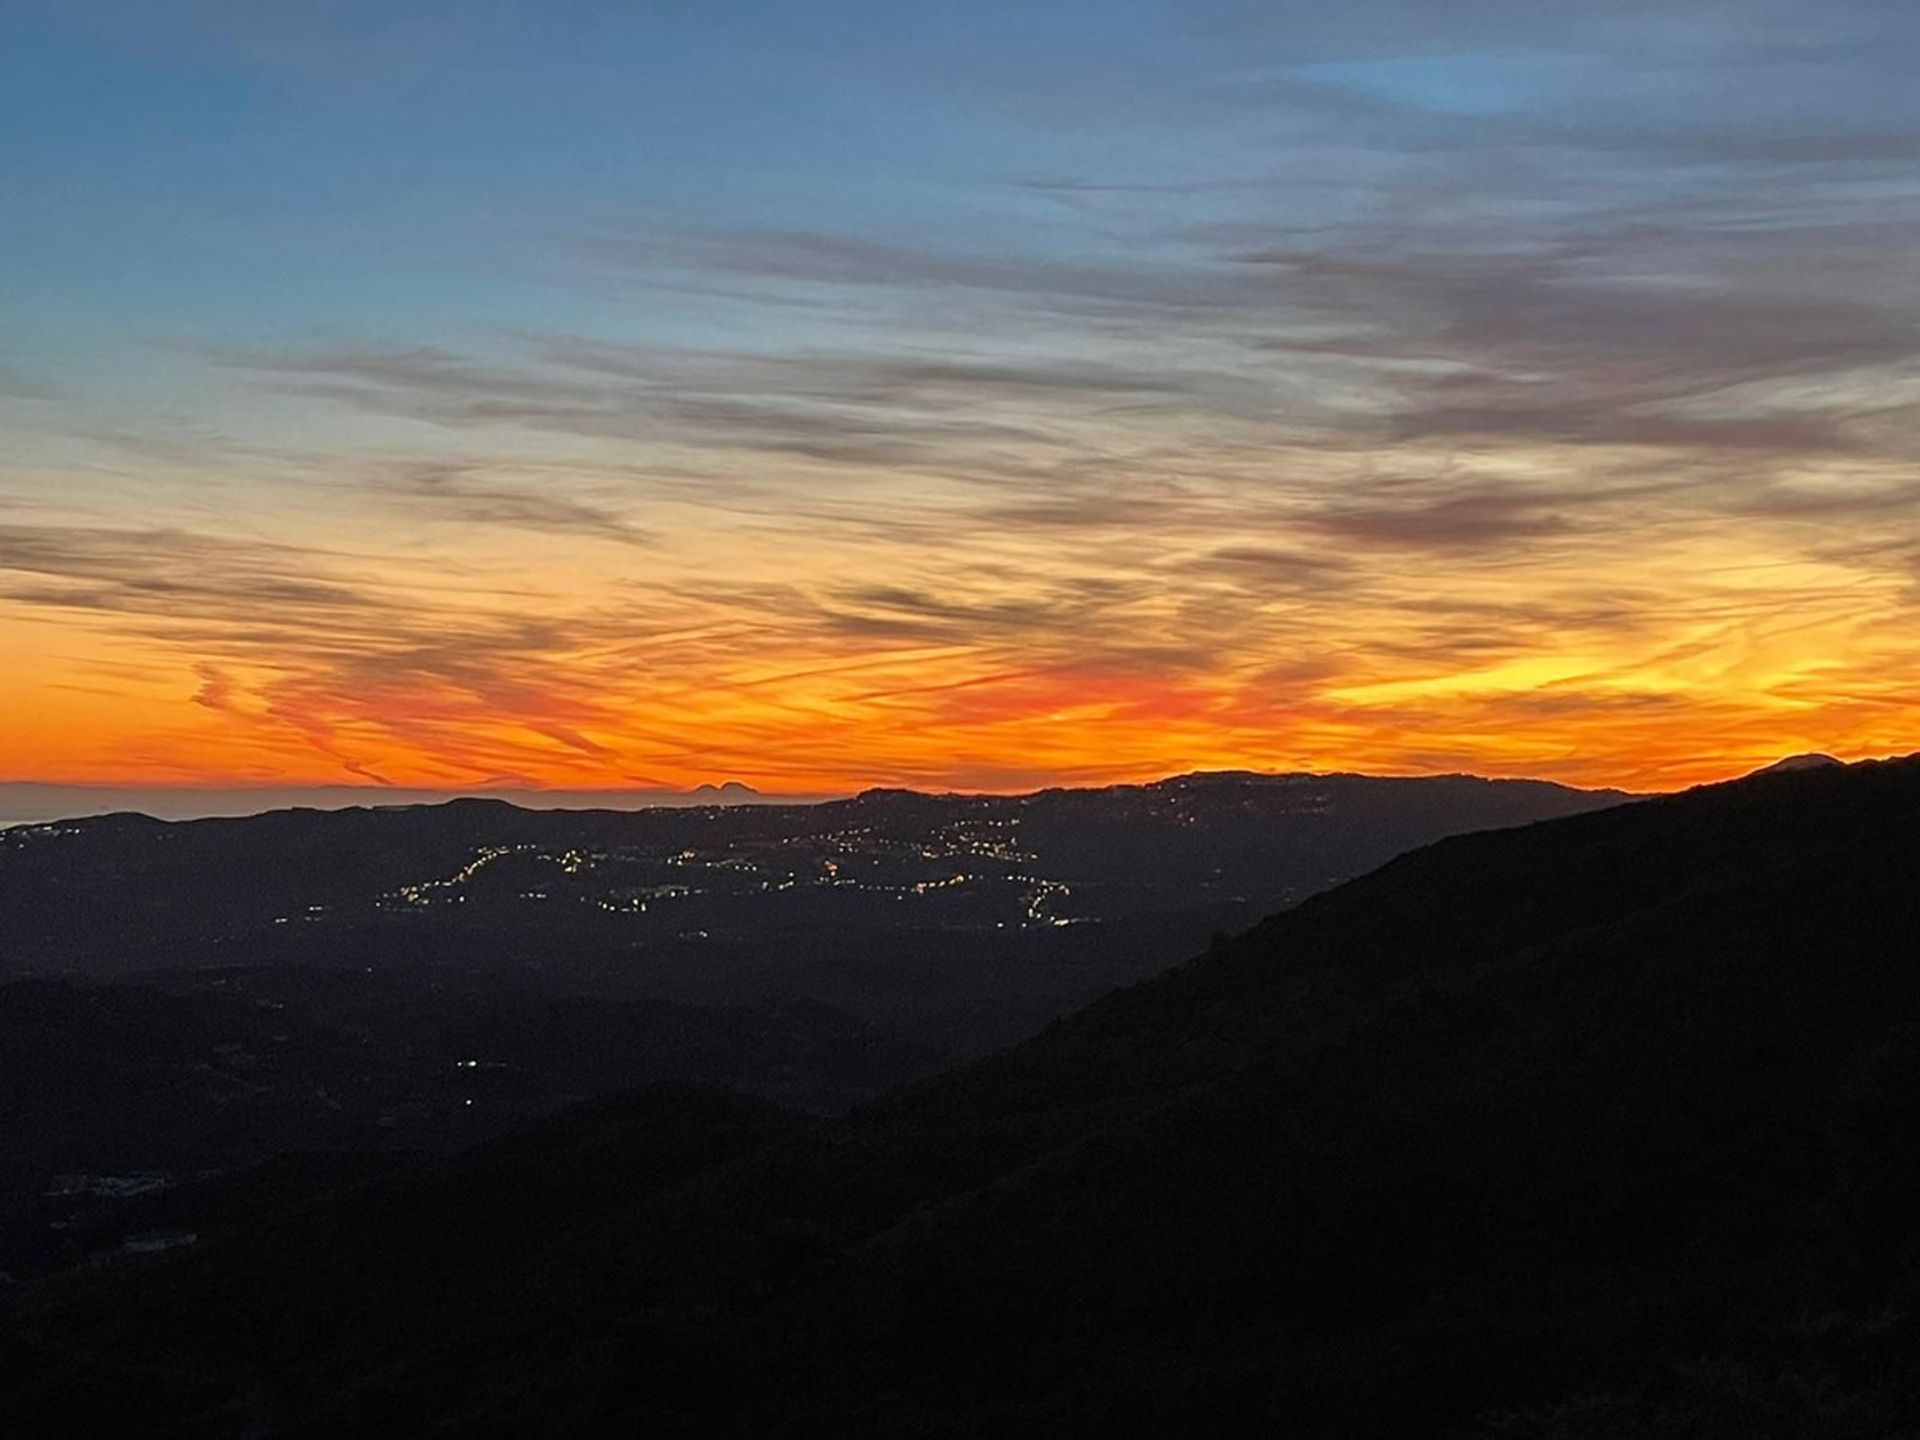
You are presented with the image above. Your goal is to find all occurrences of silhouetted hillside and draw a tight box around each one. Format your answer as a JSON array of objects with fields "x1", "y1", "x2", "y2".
[
  {"x1": 0, "y1": 970, "x2": 932, "y2": 1285},
  {"x1": 12, "y1": 759, "x2": 1919, "y2": 1436}
]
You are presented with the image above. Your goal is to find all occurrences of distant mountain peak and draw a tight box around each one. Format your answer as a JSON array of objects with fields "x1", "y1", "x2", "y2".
[
  {"x1": 1749, "y1": 753, "x2": 1844, "y2": 776},
  {"x1": 689, "y1": 780, "x2": 760, "y2": 797}
]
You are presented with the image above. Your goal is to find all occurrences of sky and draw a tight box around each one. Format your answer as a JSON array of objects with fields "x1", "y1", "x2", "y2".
[{"x1": 3, "y1": 0, "x2": 1919, "y2": 801}]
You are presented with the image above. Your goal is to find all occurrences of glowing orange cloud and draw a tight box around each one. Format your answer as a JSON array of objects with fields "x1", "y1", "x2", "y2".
[{"x1": 3, "y1": 489, "x2": 1914, "y2": 797}]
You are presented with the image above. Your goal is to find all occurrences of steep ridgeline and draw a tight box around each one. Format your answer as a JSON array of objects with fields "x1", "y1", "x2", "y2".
[{"x1": 15, "y1": 758, "x2": 1920, "y2": 1436}]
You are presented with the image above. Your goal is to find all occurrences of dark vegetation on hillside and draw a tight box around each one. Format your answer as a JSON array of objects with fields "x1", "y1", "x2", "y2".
[
  {"x1": 0, "y1": 972, "x2": 932, "y2": 1278},
  {"x1": 10, "y1": 759, "x2": 1920, "y2": 1435}
]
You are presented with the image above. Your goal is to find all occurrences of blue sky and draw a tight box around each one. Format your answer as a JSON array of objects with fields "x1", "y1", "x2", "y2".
[{"x1": 13, "y1": 1, "x2": 1909, "y2": 396}]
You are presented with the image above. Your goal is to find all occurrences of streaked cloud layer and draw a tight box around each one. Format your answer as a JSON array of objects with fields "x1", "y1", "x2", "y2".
[{"x1": 3, "y1": 0, "x2": 1918, "y2": 793}]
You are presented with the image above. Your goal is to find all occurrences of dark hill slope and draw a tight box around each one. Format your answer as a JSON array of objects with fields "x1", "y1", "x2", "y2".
[
  {"x1": 8, "y1": 757, "x2": 1920, "y2": 1437},
  {"x1": 786, "y1": 757, "x2": 1920, "y2": 1429}
]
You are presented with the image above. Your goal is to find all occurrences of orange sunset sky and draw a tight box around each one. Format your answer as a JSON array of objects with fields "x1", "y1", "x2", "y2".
[{"x1": 5, "y1": 1, "x2": 1918, "y2": 800}]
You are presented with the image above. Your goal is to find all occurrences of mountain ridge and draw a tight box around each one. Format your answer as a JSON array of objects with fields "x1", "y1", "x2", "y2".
[{"x1": 6, "y1": 766, "x2": 1637, "y2": 829}]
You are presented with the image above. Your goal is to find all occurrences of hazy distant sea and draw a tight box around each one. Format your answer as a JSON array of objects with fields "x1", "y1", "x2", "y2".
[{"x1": 0, "y1": 782, "x2": 832, "y2": 827}]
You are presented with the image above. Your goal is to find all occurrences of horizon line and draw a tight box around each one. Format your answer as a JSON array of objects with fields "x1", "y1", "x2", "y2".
[{"x1": 1, "y1": 751, "x2": 1884, "y2": 825}]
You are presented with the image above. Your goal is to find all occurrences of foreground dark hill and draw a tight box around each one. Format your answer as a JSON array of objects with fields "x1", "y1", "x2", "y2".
[
  {"x1": 9, "y1": 757, "x2": 1920, "y2": 1436},
  {"x1": 0, "y1": 974, "x2": 930, "y2": 1270}
]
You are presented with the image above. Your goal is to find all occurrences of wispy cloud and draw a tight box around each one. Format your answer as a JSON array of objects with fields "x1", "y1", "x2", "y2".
[{"x1": 373, "y1": 460, "x2": 653, "y2": 547}]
